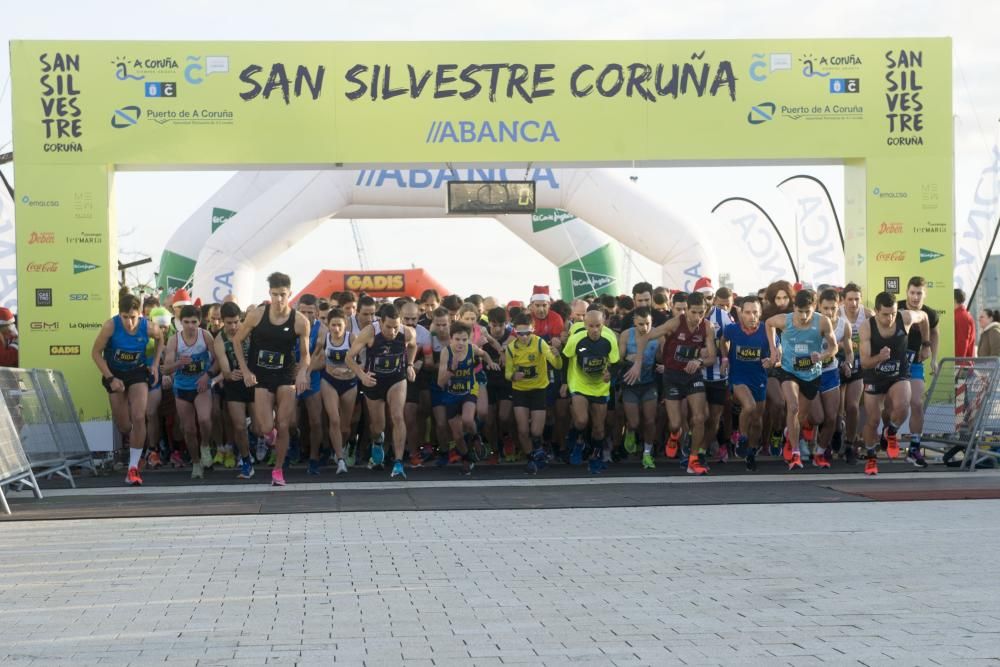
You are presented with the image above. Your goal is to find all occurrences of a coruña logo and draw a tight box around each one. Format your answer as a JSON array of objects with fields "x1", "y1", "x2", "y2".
[
  {"x1": 878, "y1": 222, "x2": 903, "y2": 235},
  {"x1": 50, "y1": 345, "x2": 81, "y2": 356},
  {"x1": 345, "y1": 274, "x2": 405, "y2": 292},
  {"x1": 27, "y1": 262, "x2": 58, "y2": 272},
  {"x1": 875, "y1": 251, "x2": 906, "y2": 262}
]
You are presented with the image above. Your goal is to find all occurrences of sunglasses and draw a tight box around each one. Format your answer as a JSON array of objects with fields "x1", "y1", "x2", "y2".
[{"x1": 515, "y1": 330, "x2": 532, "y2": 336}]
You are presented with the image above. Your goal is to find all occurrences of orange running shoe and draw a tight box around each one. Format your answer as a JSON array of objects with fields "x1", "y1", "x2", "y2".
[
  {"x1": 783, "y1": 432, "x2": 795, "y2": 463},
  {"x1": 146, "y1": 451, "x2": 162, "y2": 469},
  {"x1": 665, "y1": 433, "x2": 680, "y2": 459},
  {"x1": 686, "y1": 454, "x2": 709, "y2": 475},
  {"x1": 125, "y1": 466, "x2": 143, "y2": 486},
  {"x1": 409, "y1": 449, "x2": 424, "y2": 467},
  {"x1": 800, "y1": 423, "x2": 815, "y2": 443},
  {"x1": 864, "y1": 456, "x2": 879, "y2": 476},
  {"x1": 885, "y1": 430, "x2": 900, "y2": 460},
  {"x1": 788, "y1": 452, "x2": 803, "y2": 470},
  {"x1": 448, "y1": 449, "x2": 462, "y2": 464},
  {"x1": 502, "y1": 435, "x2": 516, "y2": 459}
]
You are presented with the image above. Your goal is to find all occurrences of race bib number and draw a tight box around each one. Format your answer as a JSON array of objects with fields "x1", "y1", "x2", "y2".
[
  {"x1": 327, "y1": 349, "x2": 346, "y2": 363},
  {"x1": 182, "y1": 360, "x2": 205, "y2": 374},
  {"x1": 581, "y1": 355, "x2": 607, "y2": 375},
  {"x1": 517, "y1": 365, "x2": 538, "y2": 379},
  {"x1": 373, "y1": 354, "x2": 402, "y2": 374},
  {"x1": 794, "y1": 356, "x2": 814, "y2": 371},
  {"x1": 256, "y1": 349, "x2": 285, "y2": 370},
  {"x1": 674, "y1": 345, "x2": 698, "y2": 361},
  {"x1": 113, "y1": 350, "x2": 140, "y2": 365},
  {"x1": 876, "y1": 359, "x2": 901, "y2": 375},
  {"x1": 735, "y1": 346, "x2": 761, "y2": 361}
]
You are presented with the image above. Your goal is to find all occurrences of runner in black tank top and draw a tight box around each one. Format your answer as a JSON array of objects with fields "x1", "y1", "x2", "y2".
[
  {"x1": 231, "y1": 272, "x2": 312, "y2": 487},
  {"x1": 346, "y1": 304, "x2": 416, "y2": 480},
  {"x1": 858, "y1": 292, "x2": 930, "y2": 477}
]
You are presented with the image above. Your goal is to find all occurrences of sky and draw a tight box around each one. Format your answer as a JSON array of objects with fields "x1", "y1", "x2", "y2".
[{"x1": 2, "y1": 0, "x2": 998, "y2": 303}]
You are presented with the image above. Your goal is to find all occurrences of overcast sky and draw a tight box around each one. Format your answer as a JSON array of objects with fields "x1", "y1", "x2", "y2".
[{"x1": 2, "y1": 0, "x2": 997, "y2": 302}]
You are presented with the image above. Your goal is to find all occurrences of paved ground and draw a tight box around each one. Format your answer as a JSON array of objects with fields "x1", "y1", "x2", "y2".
[{"x1": 2, "y1": 499, "x2": 1000, "y2": 666}]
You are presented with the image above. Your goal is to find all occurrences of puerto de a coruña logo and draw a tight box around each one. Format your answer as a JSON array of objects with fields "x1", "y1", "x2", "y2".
[
  {"x1": 111, "y1": 106, "x2": 141, "y2": 128},
  {"x1": 747, "y1": 102, "x2": 776, "y2": 124}
]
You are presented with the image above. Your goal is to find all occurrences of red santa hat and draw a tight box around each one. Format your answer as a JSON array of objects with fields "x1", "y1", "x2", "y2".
[
  {"x1": 529, "y1": 285, "x2": 552, "y2": 303},
  {"x1": 0, "y1": 307, "x2": 14, "y2": 326},
  {"x1": 194, "y1": 297, "x2": 202, "y2": 308},
  {"x1": 507, "y1": 300, "x2": 525, "y2": 309},
  {"x1": 693, "y1": 276, "x2": 714, "y2": 295},
  {"x1": 171, "y1": 288, "x2": 193, "y2": 307}
]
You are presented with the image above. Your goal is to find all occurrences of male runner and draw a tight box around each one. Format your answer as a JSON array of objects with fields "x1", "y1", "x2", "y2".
[
  {"x1": 765, "y1": 290, "x2": 838, "y2": 471},
  {"x1": 860, "y1": 292, "x2": 930, "y2": 475},
  {"x1": 720, "y1": 296, "x2": 772, "y2": 471},
  {"x1": 704, "y1": 288, "x2": 735, "y2": 462},
  {"x1": 346, "y1": 305, "x2": 417, "y2": 479},
  {"x1": 231, "y1": 272, "x2": 312, "y2": 486},
  {"x1": 838, "y1": 283, "x2": 872, "y2": 464},
  {"x1": 91, "y1": 293, "x2": 162, "y2": 486},
  {"x1": 618, "y1": 307, "x2": 661, "y2": 469},
  {"x1": 294, "y1": 294, "x2": 325, "y2": 474},
  {"x1": 895, "y1": 276, "x2": 939, "y2": 460},
  {"x1": 214, "y1": 301, "x2": 256, "y2": 479},
  {"x1": 400, "y1": 302, "x2": 433, "y2": 466}
]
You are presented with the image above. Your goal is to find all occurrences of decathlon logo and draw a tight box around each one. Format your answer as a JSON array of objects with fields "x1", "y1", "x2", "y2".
[
  {"x1": 425, "y1": 120, "x2": 559, "y2": 144},
  {"x1": 747, "y1": 102, "x2": 776, "y2": 124}
]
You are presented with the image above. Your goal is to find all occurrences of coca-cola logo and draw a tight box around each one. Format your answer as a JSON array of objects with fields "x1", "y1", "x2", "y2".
[
  {"x1": 878, "y1": 222, "x2": 903, "y2": 235},
  {"x1": 875, "y1": 251, "x2": 906, "y2": 262},
  {"x1": 28, "y1": 232, "x2": 55, "y2": 244},
  {"x1": 27, "y1": 261, "x2": 59, "y2": 272}
]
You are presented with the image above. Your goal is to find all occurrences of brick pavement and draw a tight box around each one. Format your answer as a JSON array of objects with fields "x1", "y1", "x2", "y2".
[{"x1": 2, "y1": 500, "x2": 1000, "y2": 665}]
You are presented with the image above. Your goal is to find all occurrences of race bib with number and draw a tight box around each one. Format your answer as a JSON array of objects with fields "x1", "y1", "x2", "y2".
[
  {"x1": 876, "y1": 359, "x2": 901, "y2": 375},
  {"x1": 517, "y1": 365, "x2": 538, "y2": 379},
  {"x1": 256, "y1": 349, "x2": 285, "y2": 371},
  {"x1": 735, "y1": 346, "x2": 761, "y2": 361}
]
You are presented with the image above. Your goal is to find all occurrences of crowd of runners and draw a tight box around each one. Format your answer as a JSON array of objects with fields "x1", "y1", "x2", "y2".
[{"x1": 92, "y1": 272, "x2": 939, "y2": 487}]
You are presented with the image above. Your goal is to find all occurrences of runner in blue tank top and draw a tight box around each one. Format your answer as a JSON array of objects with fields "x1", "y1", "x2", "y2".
[
  {"x1": 92, "y1": 293, "x2": 163, "y2": 487},
  {"x1": 719, "y1": 296, "x2": 773, "y2": 471},
  {"x1": 164, "y1": 304, "x2": 218, "y2": 480},
  {"x1": 617, "y1": 307, "x2": 661, "y2": 470},
  {"x1": 765, "y1": 289, "x2": 837, "y2": 471}
]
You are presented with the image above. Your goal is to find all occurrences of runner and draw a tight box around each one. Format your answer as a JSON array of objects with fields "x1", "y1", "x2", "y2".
[
  {"x1": 618, "y1": 307, "x2": 661, "y2": 469},
  {"x1": 437, "y1": 321, "x2": 501, "y2": 475},
  {"x1": 231, "y1": 272, "x2": 313, "y2": 487},
  {"x1": 505, "y1": 312, "x2": 563, "y2": 473},
  {"x1": 720, "y1": 296, "x2": 772, "y2": 471},
  {"x1": 144, "y1": 306, "x2": 172, "y2": 469},
  {"x1": 896, "y1": 276, "x2": 939, "y2": 461},
  {"x1": 294, "y1": 294, "x2": 325, "y2": 475},
  {"x1": 91, "y1": 293, "x2": 163, "y2": 486},
  {"x1": 838, "y1": 283, "x2": 872, "y2": 464},
  {"x1": 813, "y1": 289, "x2": 853, "y2": 468},
  {"x1": 163, "y1": 305, "x2": 218, "y2": 480},
  {"x1": 761, "y1": 281, "x2": 794, "y2": 456},
  {"x1": 765, "y1": 289, "x2": 838, "y2": 471},
  {"x1": 345, "y1": 304, "x2": 417, "y2": 480},
  {"x1": 627, "y1": 291, "x2": 716, "y2": 475},
  {"x1": 214, "y1": 301, "x2": 257, "y2": 480},
  {"x1": 457, "y1": 303, "x2": 503, "y2": 425},
  {"x1": 860, "y1": 292, "x2": 930, "y2": 475},
  {"x1": 418, "y1": 288, "x2": 440, "y2": 328},
  {"x1": 313, "y1": 307, "x2": 357, "y2": 475},
  {"x1": 704, "y1": 288, "x2": 735, "y2": 463},
  {"x1": 563, "y1": 308, "x2": 620, "y2": 473},
  {"x1": 484, "y1": 306, "x2": 514, "y2": 461}
]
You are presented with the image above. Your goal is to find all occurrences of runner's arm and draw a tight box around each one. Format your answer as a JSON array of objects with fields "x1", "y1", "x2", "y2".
[
  {"x1": 819, "y1": 317, "x2": 837, "y2": 363},
  {"x1": 294, "y1": 312, "x2": 311, "y2": 378},
  {"x1": 307, "y1": 324, "x2": 327, "y2": 372},
  {"x1": 344, "y1": 327, "x2": 373, "y2": 380},
  {"x1": 231, "y1": 306, "x2": 262, "y2": 375},
  {"x1": 90, "y1": 319, "x2": 116, "y2": 379}
]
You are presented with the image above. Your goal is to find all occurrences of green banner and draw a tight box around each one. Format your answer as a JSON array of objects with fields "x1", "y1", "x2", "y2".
[
  {"x1": 559, "y1": 243, "x2": 620, "y2": 299},
  {"x1": 155, "y1": 249, "x2": 197, "y2": 290}
]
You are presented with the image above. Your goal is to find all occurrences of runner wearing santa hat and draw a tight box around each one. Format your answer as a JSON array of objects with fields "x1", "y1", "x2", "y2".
[{"x1": 0, "y1": 307, "x2": 19, "y2": 368}]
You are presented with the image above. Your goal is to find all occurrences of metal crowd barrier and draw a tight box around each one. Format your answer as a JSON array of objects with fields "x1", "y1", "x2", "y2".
[
  {"x1": 0, "y1": 396, "x2": 42, "y2": 514},
  {"x1": 921, "y1": 357, "x2": 1000, "y2": 470},
  {"x1": 0, "y1": 367, "x2": 96, "y2": 488}
]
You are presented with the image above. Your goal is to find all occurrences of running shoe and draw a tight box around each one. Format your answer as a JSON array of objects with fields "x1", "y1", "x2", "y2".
[
  {"x1": 745, "y1": 448, "x2": 757, "y2": 472},
  {"x1": 170, "y1": 450, "x2": 185, "y2": 468},
  {"x1": 125, "y1": 466, "x2": 142, "y2": 486},
  {"x1": 864, "y1": 455, "x2": 879, "y2": 476},
  {"x1": 369, "y1": 442, "x2": 385, "y2": 467},
  {"x1": 307, "y1": 459, "x2": 321, "y2": 476},
  {"x1": 190, "y1": 462, "x2": 204, "y2": 480},
  {"x1": 271, "y1": 468, "x2": 286, "y2": 486},
  {"x1": 531, "y1": 447, "x2": 548, "y2": 471},
  {"x1": 884, "y1": 430, "x2": 900, "y2": 460},
  {"x1": 146, "y1": 451, "x2": 162, "y2": 469},
  {"x1": 788, "y1": 452, "x2": 803, "y2": 470},
  {"x1": 212, "y1": 448, "x2": 225, "y2": 467},
  {"x1": 813, "y1": 449, "x2": 831, "y2": 469},
  {"x1": 391, "y1": 461, "x2": 406, "y2": 479},
  {"x1": 588, "y1": 458, "x2": 603, "y2": 475},
  {"x1": 202, "y1": 445, "x2": 214, "y2": 469},
  {"x1": 336, "y1": 458, "x2": 348, "y2": 475},
  {"x1": 801, "y1": 423, "x2": 816, "y2": 443},
  {"x1": 686, "y1": 454, "x2": 708, "y2": 476},
  {"x1": 664, "y1": 433, "x2": 680, "y2": 459},
  {"x1": 831, "y1": 429, "x2": 843, "y2": 453},
  {"x1": 502, "y1": 435, "x2": 516, "y2": 459},
  {"x1": 525, "y1": 460, "x2": 538, "y2": 474},
  {"x1": 769, "y1": 431, "x2": 783, "y2": 457},
  {"x1": 255, "y1": 437, "x2": 270, "y2": 463},
  {"x1": 642, "y1": 453, "x2": 656, "y2": 470},
  {"x1": 681, "y1": 433, "x2": 692, "y2": 459},
  {"x1": 436, "y1": 452, "x2": 450, "y2": 467},
  {"x1": 844, "y1": 443, "x2": 858, "y2": 465},
  {"x1": 346, "y1": 442, "x2": 357, "y2": 467},
  {"x1": 238, "y1": 457, "x2": 255, "y2": 480},
  {"x1": 448, "y1": 448, "x2": 462, "y2": 465},
  {"x1": 733, "y1": 432, "x2": 745, "y2": 458},
  {"x1": 783, "y1": 431, "x2": 794, "y2": 463},
  {"x1": 798, "y1": 439, "x2": 811, "y2": 462},
  {"x1": 570, "y1": 442, "x2": 584, "y2": 465},
  {"x1": 409, "y1": 449, "x2": 424, "y2": 467},
  {"x1": 223, "y1": 448, "x2": 237, "y2": 469},
  {"x1": 906, "y1": 447, "x2": 928, "y2": 469},
  {"x1": 718, "y1": 443, "x2": 729, "y2": 464},
  {"x1": 624, "y1": 430, "x2": 637, "y2": 454},
  {"x1": 461, "y1": 458, "x2": 474, "y2": 476}
]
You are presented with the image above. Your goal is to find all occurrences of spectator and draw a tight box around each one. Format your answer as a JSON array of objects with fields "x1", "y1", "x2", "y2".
[
  {"x1": 0, "y1": 307, "x2": 18, "y2": 367},
  {"x1": 954, "y1": 288, "x2": 976, "y2": 357},
  {"x1": 978, "y1": 309, "x2": 1000, "y2": 357}
]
